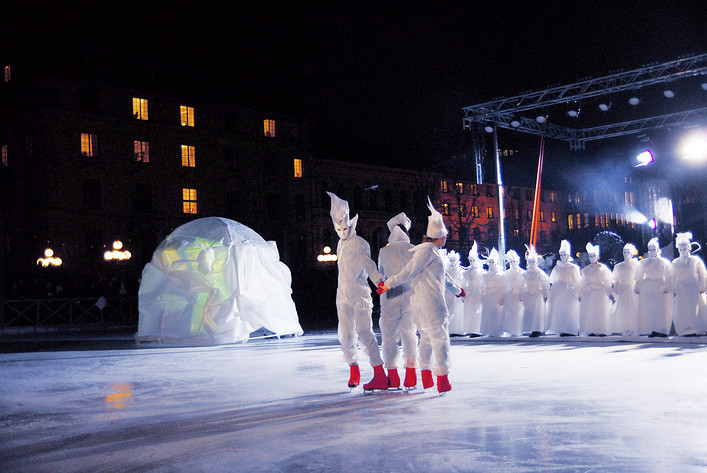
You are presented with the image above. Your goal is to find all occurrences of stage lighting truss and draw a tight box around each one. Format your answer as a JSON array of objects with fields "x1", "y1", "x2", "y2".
[{"x1": 462, "y1": 53, "x2": 707, "y2": 150}]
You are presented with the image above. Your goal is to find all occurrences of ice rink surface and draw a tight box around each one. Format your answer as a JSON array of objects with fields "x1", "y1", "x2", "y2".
[{"x1": 2, "y1": 331, "x2": 707, "y2": 472}]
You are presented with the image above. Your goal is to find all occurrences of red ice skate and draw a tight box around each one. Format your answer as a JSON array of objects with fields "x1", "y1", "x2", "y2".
[
  {"x1": 421, "y1": 369, "x2": 434, "y2": 389},
  {"x1": 387, "y1": 368, "x2": 400, "y2": 389},
  {"x1": 348, "y1": 364, "x2": 361, "y2": 388},
  {"x1": 363, "y1": 364, "x2": 389, "y2": 391},
  {"x1": 403, "y1": 367, "x2": 417, "y2": 389},
  {"x1": 437, "y1": 374, "x2": 452, "y2": 394}
]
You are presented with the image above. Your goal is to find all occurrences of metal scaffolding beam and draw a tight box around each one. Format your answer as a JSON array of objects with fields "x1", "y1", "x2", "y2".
[{"x1": 462, "y1": 53, "x2": 707, "y2": 150}]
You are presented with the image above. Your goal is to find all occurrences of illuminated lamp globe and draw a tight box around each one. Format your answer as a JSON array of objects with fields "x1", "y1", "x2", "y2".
[
  {"x1": 599, "y1": 103, "x2": 610, "y2": 112},
  {"x1": 113, "y1": 240, "x2": 123, "y2": 250},
  {"x1": 535, "y1": 115, "x2": 546, "y2": 123},
  {"x1": 510, "y1": 119, "x2": 521, "y2": 128},
  {"x1": 45, "y1": 248, "x2": 54, "y2": 258},
  {"x1": 663, "y1": 90, "x2": 675, "y2": 98},
  {"x1": 484, "y1": 125, "x2": 494, "y2": 133},
  {"x1": 628, "y1": 97, "x2": 640, "y2": 106}
]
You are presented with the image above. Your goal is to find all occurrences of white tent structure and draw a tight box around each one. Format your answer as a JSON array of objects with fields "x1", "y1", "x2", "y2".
[{"x1": 136, "y1": 217, "x2": 303, "y2": 345}]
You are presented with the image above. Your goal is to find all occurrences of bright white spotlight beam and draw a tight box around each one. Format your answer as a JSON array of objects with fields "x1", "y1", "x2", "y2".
[{"x1": 635, "y1": 150, "x2": 654, "y2": 167}]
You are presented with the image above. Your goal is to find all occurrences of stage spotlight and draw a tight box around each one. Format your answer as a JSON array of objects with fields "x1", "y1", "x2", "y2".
[
  {"x1": 678, "y1": 129, "x2": 707, "y2": 163},
  {"x1": 663, "y1": 90, "x2": 675, "y2": 98},
  {"x1": 635, "y1": 150, "x2": 654, "y2": 167},
  {"x1": 484, "y1": 124, "x2": 494, "y2": 133},
  {"x1": 628, "y1": 97, "x2": 640, "y2": 106},
  {"x1": 701, "y1": 83, "x2": 707, "y2": 91},
  {"x1": 598, "y1": 102, "x2": 611, "y2": 112},
  {"x1": 566, "y1": 102, "x2": 581, "y2": 118},
  {"x1": 510, "y1": 118, "x2": 521, "y2": 128},
  {"x1": 535, "y1": 114, "x2": 547, "y2": 123}
]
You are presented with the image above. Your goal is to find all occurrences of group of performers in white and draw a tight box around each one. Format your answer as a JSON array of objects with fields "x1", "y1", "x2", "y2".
[{"x1": 327, "y1": 191, "x2": 707, "y2": 394}]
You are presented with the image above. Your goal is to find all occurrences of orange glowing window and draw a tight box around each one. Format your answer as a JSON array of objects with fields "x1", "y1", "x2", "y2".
[
  {"x1": 81, "y1": 133, "x2": 98, "y2": 157},
  {"x1": 568, "y1": 214, "x2": 574, "y2": 230},
  {"x1": 551, "y1": 211, "x2": 556, "y2": 222},
  {"x1": 182, "y1": 188, "x2": 197, "y2": 214},
  {"x1": 180, "y1": 106, "x2": 194, "y2": 126},
  {"x1": 294, "y1": 158, "x2": 303, "y2": 178},
  {"x1": 440, "y1": 180, "x2": 448, "y2": 193},
  {"x1": 455, "y1": 182, "x2": 464, "y2": 194},
  {"x1": 441, "y1": 203, "x2": 449, "y2": 215},
  {"x1": 471, "y1": 205, "x2": 479, "y2": 218},
  {"x1": 264, "y1": 119, "x2": 276, "y2": 137},
  {"x1": 3, "y1": 65, "x2": 10, "y2": 82},
  {"x1": 486, "y1": 206, "x2": 494, "y2": 219},
  {"x1": 181, "y1": 145, "x2": 195, "y2": 167},
  {"x1": 133, "y1": 97, "x2": 148, "y2": 120},
  {"x1": 134, "y1": 141, "x2": 149, "y2": 163}
]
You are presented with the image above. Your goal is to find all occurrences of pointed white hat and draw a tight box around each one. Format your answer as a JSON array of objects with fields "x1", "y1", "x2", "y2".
[{"x1": 426, "y1": 197, "x2": 447, "y2": 239}]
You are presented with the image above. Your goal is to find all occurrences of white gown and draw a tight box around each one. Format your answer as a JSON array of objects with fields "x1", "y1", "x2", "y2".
[
  {"x1": 522, "y1": 266, "x2": 550, "y2": 334},
  {"x1": 480, "y1": 268, "x2": 505, "y2": 337},
  {"x1": 579, "y1": 262, "x2": 613, "y2": 335},
  {"x1": 446, "y1": 262, "x2": 466, "y2": 335},
  {"x1": 462, "y1": 266, "x2": 485, "y2": 335},
  {"x1": 501, "y1": 266, "x2": 525, "y2": 336},
  {"x1": 634, "y1": 256, "x2": 673, "y2": 335},
  {"x1": 378, "y1": 236, "x2": 417, "y2": 369},
  {"x1": 547, "y1": 261, "x2": 581, "y2": 335},
  {"x1": 335, "y1": 232, "x2": 384, "y2": 366},
  {"x1": 611, "y1": 260, "x2": 638, "y2": 335},
  {"x1": 671, "y1": 255, "x2": 707, "y2": 335},
  {"x1": 384, "y1": 242, "x2": 451, "y2": 376}
]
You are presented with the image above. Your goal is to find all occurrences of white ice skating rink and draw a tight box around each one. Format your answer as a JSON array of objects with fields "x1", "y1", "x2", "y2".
[{"x1": 2, "y1": 332, "x2": 707, "y2": 472}]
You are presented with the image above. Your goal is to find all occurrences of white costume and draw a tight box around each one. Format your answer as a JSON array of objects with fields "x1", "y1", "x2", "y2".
[
  {"x1": 547, "y1": 240, "x2": 581, "y2": 335},
  {"x1": 611, "y1": 244, "x2": 639, "y2": 335},
  {"x1": 327, "y1": 192, "x2": 384, "y2": 367},
  {"x1": 579, "y1": 242, "x2": 613, "y2": 335},
  {"x1": 522, "y1": 245, "x2": 549, "y2": 335},
  {"x1": 635, "y1": 238, "x2": 673, "y2": 336},
  {"x1": 461, "y1": 242, "x2": 485, "y2": 335},
  {"x1": 445, "y1": 250, "x2": 466, "y2": 335},
  {"x1": 671, "y1": 232, "x2": 707, "y2": 336},
  {"x1": 378, "y1": 212, "x2": 417, "y2": 371},
  {"x1": 501, "y1": 250, "x2": 525, "y2": 336},
  {"x1": 480, "y1": 248, "x2": 505, "y2": 337},
  {"x1": 383, "y1": 199, "x2": 452, "y2": 381}
]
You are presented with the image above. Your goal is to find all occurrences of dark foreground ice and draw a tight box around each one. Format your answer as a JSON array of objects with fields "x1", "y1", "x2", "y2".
[{"x1": 2, "y1": 332, "x2": 707, "y2": 472}]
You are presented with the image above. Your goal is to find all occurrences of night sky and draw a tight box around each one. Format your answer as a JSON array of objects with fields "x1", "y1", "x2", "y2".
[{"x1": 3, "y1": 2, "x2": 706, "y2": 177}]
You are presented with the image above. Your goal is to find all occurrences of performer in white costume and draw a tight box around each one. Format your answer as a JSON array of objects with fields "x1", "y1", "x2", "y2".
[
  {"x1": 579, "y1": 242, "x2": 613, "y2": 336},
  {"x1": 501, "y1": 249, "x2": 525, "y2": 336},
  {"x1": 611, "y1": 243, "x2": 639, "y2": 336},
  {"x1": 547, "y1": 240, "x2": 581, "y2": 336},
  {"x1": 378, "y1": 198, "x2": 455, "y2": 393},
  {"x1": 327, "y1": 192, "x2": 388, "y2": 390},
  {"x1": 634, "y1": 238, "x2": 673, "y2": 337},
  {"x1": 462, "y1": 242, "x2": 485, "y2": 336},
  {"x1": 445, "y1": 250, "x2": 466, "y2": 336},
  {"x1": 671, "y1": 232, "x2": 707, "y2": 336},
  {"x1": 522, "y1": 245, "x2": 550, "y2": 337},
  {"x1": 378, "y1": 212, "x2": 418, "y2": 388},
  {"x1": 480, "y1": 248, "x2": 505, "y2": 337}
]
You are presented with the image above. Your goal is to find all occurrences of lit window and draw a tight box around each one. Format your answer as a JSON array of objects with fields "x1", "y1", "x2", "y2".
[
  {"x1": 264, "y1": 119, "x2": 276, "y2": 137},
  {"x1": 441, "y1": 203, "x2": 449, "y2": 215},
  {"x1": 440, "y1": 180, "x2": 448, "y2": 193},
  {"x1": 1, "y1": 145, "x2": 7, "y2": 166},
  {"x1": 568, "y1": 214, "x2": 574, "y2": 230},
  {"x1": 455, "y1": 182, "x2": 464, "y2": 194},
  {"x1": 134, "y1": 141, "x2": 149, "y2": 163},
  {"x1": 540, "y1": 210, "x2": 545, "y2": 222},
  {"x1": 487, "y1": 207, "x2": 494, "y2": 219},
  {"x1": 133, "y1": 97, "x2": 148, "y2": 120},
  {"x1": 471, "y1": 206, "x2": 479, "y2": 218},
  {"x1": 294, "y1": 158, "x2": 303, "y2": 178},
  {"x1": 471, "y1": 184, "x2": 478, "y2": 196},
  {"x1": 181, "y1": 145, "x2": 195, "y2": 167},
  {"x1": 513, "y1": 229, "x2": 520, "y2": 237},
  {"x1": 576, "y1": 214, "x2": 582, "y2": 227},
  {"x1": 3, "y1": 65, "x2": 10, "y2": 82},
  {"x1": 182, "y1": 188, "x2": 197, "y2": 214},
  {"x1": 514, "y1": 209, "x2": 520, "y2": 220},
  {"x1": 550, "y1": 191, "x2": 556, "y2": 203},
  {"x1": 551, "y1": 211, "x2": 556, "y2": 222},
  {"x1": 81, "y1": 133, "x2": 98, "y2": 157},
  {"x1": 180, "y1": 106, "x2": 194, "y2": 126}
]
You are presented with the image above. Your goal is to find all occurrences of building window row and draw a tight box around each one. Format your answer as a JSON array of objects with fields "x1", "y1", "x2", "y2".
[{"x1": 132, "y1": 97, "x2": 196, "y2": 127}]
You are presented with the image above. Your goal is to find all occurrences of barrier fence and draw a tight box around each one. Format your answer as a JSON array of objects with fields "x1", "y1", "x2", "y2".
[{"x1": 1, "y1": 296, "x2": 138, "y2": 330}]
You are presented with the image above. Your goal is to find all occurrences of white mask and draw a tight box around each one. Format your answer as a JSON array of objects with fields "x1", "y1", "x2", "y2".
[
  {"x1": 335, "y1": 225, "x2": 350, "y2": 240},
  {"x1": 560, "y1": 253, "x2": 569, "y2": 263},
  {"x1": 623, "y1": 249, "x2": 633, "y2": 262},
  {"x1": 648, "y1": 247, "x2": 658, "y2": 258},
  {"x1": 677, "y1": 244, "x2": 690, "y2": 258},
  {"x1": 589, "y1": 253, "x2": 598, "y2": 264}
]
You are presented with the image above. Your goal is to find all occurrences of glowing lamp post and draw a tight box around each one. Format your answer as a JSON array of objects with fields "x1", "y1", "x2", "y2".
[
  {"x1": 37, "y1": 248, "x2": 62, "y2": 267},
  {"x1": 317, "y1": 246, "x2": 338, "y2": 262},
  {"x1": 104, "y1": 240, "x2": 132, "y2": 261}
]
